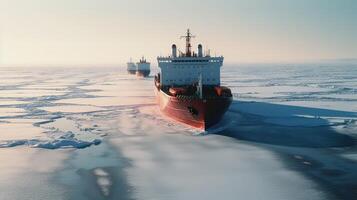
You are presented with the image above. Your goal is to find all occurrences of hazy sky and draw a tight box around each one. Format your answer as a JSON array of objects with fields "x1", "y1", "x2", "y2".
[{"x1": 0, "y1": 0, "x2": 356, "y2": 66}]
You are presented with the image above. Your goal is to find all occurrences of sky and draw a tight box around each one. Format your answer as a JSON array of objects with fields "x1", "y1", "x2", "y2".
[{"x1": 0, "y1": 0, "x2": 356, "y2": 66}]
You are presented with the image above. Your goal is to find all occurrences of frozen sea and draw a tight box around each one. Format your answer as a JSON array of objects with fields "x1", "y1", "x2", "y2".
[{"x1": 0, "y1": 64, "x2": 356, "y2": 200}]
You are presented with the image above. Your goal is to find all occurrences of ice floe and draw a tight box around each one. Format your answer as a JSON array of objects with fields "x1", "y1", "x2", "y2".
[{"x1": 0, "y1": 136, "x2": 101, "y2": 149}]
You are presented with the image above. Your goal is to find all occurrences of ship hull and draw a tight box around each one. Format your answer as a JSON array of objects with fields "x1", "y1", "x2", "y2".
[
  {"x1": 155, "y1": 88, "x2": 232, "y2": 130},
  {"x1": 136, "y1": 70, "x2": 150, "y2": 77},
  {"x1": 127, "y1": 69, "x2": 136, "y2": 74}
]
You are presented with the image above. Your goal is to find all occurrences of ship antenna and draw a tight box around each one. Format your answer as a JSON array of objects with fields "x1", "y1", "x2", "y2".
[{"x1": 180, "y1": 29, "x2": 195, "y2": 57}]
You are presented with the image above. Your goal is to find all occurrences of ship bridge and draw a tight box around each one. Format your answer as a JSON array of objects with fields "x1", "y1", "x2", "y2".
[{"x1": 158, "y1": 29, "x2": 224, "y2": 86}]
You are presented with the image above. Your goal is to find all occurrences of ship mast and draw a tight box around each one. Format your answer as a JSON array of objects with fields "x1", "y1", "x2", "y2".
[{"x1": 180, "y1": 29, "x2": 195, "y2": 57}]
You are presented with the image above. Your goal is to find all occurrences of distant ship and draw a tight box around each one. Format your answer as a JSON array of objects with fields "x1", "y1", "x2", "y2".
[
  {"x1": 155, "y1": 29, "x2": 232, "y2": 130},
  {"x1": 127, "y1": 58, "x2": 136, "y2": 74},
  {"x1": 136, "y1": 56, "x2": 150, "y2": 77}
]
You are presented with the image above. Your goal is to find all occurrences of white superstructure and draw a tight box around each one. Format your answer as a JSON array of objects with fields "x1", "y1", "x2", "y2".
[
  {"x1": 158, "y1": 29, "x2": 223, "y2": 86},
  {"x1": 136, "y1": 56, "x2": 150, "y2": 71},
  {"x1": 127, "y1": 58, "x2": 136, "y2": 71}
]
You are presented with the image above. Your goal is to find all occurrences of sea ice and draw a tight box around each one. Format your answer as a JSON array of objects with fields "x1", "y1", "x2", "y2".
[{"x1": 0, "y1": 65, "x2": 356, "y2": 199}]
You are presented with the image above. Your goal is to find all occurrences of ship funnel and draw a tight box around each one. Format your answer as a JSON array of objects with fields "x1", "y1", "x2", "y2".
[
  {"x1": 198, "y1": 44, "x2": 203, "y2": 57},
  {"x1": 172, "y1": 44, "x2": 177, "y2": 58}
]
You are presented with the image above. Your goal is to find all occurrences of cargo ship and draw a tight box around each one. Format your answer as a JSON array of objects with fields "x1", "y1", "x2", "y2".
[
  {"x1": 136, "y1": 56, "x2": 150, "y2": 77},
  {"x1": 127, "y1": 58, "x2": 136, "y2": 74},
  {"x1": 155, "y1": 29, "x2": 232, "y2": 130}
]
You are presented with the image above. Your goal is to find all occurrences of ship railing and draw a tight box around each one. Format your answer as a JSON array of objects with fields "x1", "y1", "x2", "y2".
[
  {"x1": 175, "y1": 93, "x2": 232, "y2": 100},
  {"x1": 157, "y1": 56, "x2": 223, "y2": 61}
]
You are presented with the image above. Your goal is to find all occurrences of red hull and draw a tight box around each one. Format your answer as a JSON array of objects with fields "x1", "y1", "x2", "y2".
[
  {"x1": 136, "y1": 70, "x2": 150, "y2": 77},
  {"x1": 155, "y1": 88, "x2": 232, "y2": 130}
]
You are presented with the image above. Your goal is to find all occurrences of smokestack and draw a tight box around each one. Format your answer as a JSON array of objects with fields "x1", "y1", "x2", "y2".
[
  {"x1": 172, "y1": 44, "x2": 177, "y2": 57},
  {"x1": 198, "y1": 44, "x2": 203, "y2": 57}
]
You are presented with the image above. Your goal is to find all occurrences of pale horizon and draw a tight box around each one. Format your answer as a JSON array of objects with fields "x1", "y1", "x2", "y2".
[
  {"x1": 0, "y1": 1, "x2": 357, "y2": 199},
  {"x1": 1, "y1": 0, "x2": 356, "y2": 67}
]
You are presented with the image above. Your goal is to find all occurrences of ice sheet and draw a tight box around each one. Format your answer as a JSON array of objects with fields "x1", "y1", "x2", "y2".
[
  {"x1": 0, "y1": 107, "x2": 26, "y2": 117},
  {"x1": 0, "y1": 65, "x2": 356, "y2": 199},
  {"x1": 40, "y1": 105, "x2": 104, "y2": 113},
  {"x1": 0, "y1": 147, "x2": 69, "y2": 200}
]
